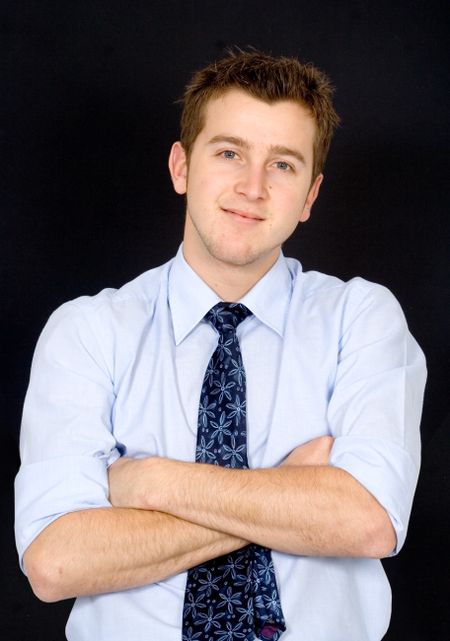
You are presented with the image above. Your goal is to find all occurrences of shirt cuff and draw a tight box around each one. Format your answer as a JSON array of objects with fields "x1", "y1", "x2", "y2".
[
  {"x1": 329, "y1": 435, "x2": 420, "y2": 554},
  {"x1": 15, "y1": 454, "x2": 114, "y2": 571}
]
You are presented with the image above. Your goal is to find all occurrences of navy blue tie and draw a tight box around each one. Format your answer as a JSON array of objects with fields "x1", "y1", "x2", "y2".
[{"x1": 182, "y1": 302, "x2": 286, "y2": 641}]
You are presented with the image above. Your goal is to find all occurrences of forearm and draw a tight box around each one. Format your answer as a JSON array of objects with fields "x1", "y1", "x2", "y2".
[
  {"x1": 23, "y1": 506, "x2": 247, "y2": 602},
  {"x1": 136, "y1": 459, "x2": 396, "y2": 558}
]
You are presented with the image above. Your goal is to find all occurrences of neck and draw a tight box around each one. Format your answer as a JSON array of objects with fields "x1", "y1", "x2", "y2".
[
  {"x1": 194, "y1": 262, "x2": 266, "y2": 302},
  {"x1": 182, "y1": 246, "x2": 278, "y2": 302}
]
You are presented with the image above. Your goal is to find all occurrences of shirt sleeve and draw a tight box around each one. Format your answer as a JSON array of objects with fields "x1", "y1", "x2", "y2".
[
  {"x1": 327, "y1": 281, "x2": 426, "y2": 554},
  {"x1": 15, "y1": 300, "x2": 121, "y2": 569}
]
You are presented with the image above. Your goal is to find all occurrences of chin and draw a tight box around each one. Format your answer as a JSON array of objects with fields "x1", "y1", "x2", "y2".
[{"x1": 207, "y1": 243, "x2": 273, "y2": 270}]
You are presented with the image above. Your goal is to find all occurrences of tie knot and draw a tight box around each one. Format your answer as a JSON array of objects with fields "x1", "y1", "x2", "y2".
[{"x1": 205, "y1": 302, "x2": 252, "y2": 334}]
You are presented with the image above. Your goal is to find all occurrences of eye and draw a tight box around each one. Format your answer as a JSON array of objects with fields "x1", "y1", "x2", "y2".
[
  {"x1": 222, "y1": 150, "x2": 237, "y2": 160},
  {"x1": 274, "y1": 160, "x2": 291, "y2": 171}
]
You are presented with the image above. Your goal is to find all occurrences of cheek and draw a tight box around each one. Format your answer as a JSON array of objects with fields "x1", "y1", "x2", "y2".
[
  {"x1": 286, "y1": 186, "x2": 310, "y2": 215},
  {"x1": 277, "y1": 191, "x2": 304, "y2": 219},
  {"x1": 190, "y1": 172, "x2": 220, "y2": 197}
]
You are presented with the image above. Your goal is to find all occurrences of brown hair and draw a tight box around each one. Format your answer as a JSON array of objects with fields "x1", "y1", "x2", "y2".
[{"x1": 179, "y1": 49, "x2": 340, "y2": 180}]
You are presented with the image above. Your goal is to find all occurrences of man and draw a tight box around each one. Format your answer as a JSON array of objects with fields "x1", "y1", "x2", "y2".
[{"x1": 15, "y1": 50, "x2": 426, "y2": 640}]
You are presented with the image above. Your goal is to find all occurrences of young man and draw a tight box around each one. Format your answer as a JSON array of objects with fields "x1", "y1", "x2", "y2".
[{"x1": 15, "y1": 51, "x2": 426, "y2": 640}]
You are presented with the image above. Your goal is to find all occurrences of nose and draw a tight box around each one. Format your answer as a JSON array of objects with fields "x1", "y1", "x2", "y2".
[{"x1": 235, "y1": 163, "x2": 268, "y2": 201}]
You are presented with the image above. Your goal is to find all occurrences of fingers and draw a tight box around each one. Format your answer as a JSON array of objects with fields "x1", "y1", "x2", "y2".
[{"x1": 281, "y1": 435, "x2": 334, "y2": 467}]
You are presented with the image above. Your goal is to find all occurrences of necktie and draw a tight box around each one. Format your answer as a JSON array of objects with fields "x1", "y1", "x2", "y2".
[{"x1": 182, "y1": 302, "x2": 286, "y2": 641}]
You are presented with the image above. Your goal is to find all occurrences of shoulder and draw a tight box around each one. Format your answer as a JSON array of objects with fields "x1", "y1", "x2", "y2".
[
  {"x1": 69, "y1": 258, "x2": 173, "y2": 312},
  {"x1": 285, "y1": 258, "x2": 410, "y2": 341},
  {"x1": 50, "y1": 258, "x2": 173, "y2": 321},
  {"x1": 35, "y1": 258, "x2": 174, "y2": 364}
]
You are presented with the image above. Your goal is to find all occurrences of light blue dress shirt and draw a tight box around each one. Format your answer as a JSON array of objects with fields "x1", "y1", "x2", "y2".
[{"x1": 15, "y1": 245, "x2": 426, "y2": 641}]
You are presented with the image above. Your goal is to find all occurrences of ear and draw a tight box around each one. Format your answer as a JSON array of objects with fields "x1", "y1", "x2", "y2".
[
  {"x1": 168, "y1": 142, "x2": 188, "y2": 195},
  {"x1": 299, "y1": 173, "x2": 323, "y2": 222}
]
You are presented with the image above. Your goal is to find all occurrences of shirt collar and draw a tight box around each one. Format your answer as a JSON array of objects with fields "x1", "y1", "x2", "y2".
[
  {"x1": 168, "y1": 245, "x2": 293, "y2": 345},
  {"x1": 240, "y1": 251, "x2": 292, "y2": 338},
  {"x1": 169, "y1": 246, "x2": 221, "y2": 345}
]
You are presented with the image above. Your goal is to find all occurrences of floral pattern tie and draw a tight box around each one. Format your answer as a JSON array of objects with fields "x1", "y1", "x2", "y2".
[{"x1": 182, "y1": 302, "x2": 286, "y2": 641}]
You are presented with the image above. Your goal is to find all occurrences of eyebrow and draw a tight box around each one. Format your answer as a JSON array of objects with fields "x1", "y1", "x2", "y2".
[{"x1": 207, "y1": 135, "x2": 307, "y2": 165}]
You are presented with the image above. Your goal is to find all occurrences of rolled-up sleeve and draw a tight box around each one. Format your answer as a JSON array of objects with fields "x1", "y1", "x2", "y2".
[
  {"x1": 15, "y1": 300, "x2": 120, "y2": 569},
  {"x1": 328, "y1": 282, "x2": 426, "y2": 553}
]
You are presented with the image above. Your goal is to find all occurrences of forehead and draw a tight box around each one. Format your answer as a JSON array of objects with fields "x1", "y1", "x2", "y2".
[{"x1": 199, "y1": 89, "x2": 316, "y2": 153}]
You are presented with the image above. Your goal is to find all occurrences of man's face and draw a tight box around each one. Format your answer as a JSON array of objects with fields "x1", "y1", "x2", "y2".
[{"x1": 169, "y1": 89, "x2": 322, "y2": 280}]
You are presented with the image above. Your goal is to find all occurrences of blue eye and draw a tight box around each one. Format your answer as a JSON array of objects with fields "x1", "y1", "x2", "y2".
[
  {"x1": 275, "y1": 161, "x2": 290, "y2": 171},
  {"x1": 223, "y1": 150, "x2": 236, "y2": 159}
]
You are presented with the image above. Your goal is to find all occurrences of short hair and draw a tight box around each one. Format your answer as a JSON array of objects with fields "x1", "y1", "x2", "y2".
[{"x1": 179, "y1": 49, "x2": 340, "y2": 181}]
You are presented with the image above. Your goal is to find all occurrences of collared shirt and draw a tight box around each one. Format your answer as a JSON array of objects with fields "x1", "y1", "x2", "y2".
[{"x1": 15, "y1": 246, "x2": 426, "y2": 641}]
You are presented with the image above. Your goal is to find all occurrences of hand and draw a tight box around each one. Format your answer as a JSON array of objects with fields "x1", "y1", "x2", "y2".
[
  {"x1": 108, "y1": 456, "x2": 153, "y2": 509},
  {"x1": 108, "y1": 455, "x2": 188, "y2": 511},
  {"x1": 281, "y1": 435, "x2": 334, "y2": 467}
]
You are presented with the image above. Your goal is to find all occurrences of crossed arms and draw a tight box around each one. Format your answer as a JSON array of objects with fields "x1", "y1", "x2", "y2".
[{"x1": 23, "y1": 436, "x2": 396, "y2": 603}]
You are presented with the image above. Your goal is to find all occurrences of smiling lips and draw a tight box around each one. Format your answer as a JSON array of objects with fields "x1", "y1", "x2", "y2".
[{"x1": 222, "y1": 207, "x2": 265, "y2": 222}]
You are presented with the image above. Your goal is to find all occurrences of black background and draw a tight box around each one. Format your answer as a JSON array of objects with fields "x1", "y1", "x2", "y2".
[{"x1": 1, "y1": 1, "x2": 449, "y2": 639}]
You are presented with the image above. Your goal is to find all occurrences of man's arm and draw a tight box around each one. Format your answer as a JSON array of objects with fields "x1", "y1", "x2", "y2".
[
  {"x1": 109, "y1": 441, "x2": 396, "y2": 560},
  {"x1": 23, "y1": 507, "x2": 247, "y2": 603},
  {"x1": 23, "y1": 436, "x2": 333, "y2": 603}
]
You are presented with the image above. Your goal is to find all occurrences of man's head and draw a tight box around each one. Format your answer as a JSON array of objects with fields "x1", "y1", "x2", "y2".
[{"x1": 179, "y1": 49, "x2": 339, "y2": 182}]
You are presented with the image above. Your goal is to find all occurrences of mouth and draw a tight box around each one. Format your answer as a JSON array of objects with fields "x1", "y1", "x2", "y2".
[{"x1": 222, "y1": 207, "x2": 265, "y2": 222}]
